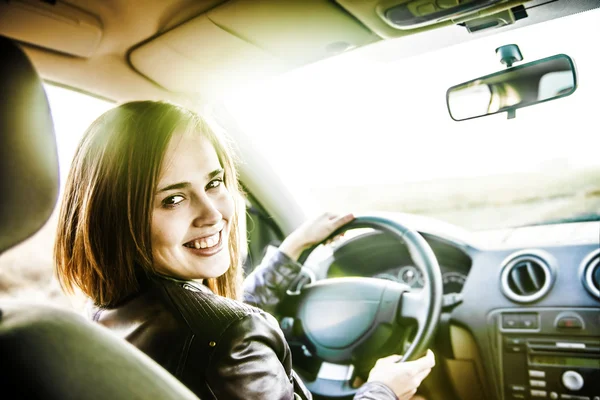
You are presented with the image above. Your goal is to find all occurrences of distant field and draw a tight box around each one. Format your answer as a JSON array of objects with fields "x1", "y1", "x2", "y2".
[
  {"x1": 0, "y1": 209, "x2": 85, "y2": 310},
  {"x1": 310, "y1": 168, "x2": 600, "y2": 230},
  {"x1": 1, "y1": 168, "x2": 599, "y2": 309}
]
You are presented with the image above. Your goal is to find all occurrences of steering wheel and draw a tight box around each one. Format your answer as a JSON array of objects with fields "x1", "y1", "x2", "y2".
[{"x1": 278, "y1": 215, "x2": 443, "y2": 398}]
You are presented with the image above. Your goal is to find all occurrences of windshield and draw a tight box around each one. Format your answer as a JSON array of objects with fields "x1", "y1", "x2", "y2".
[{"x1": 224, "y1": 8, "x2": 600, "y2": 231}]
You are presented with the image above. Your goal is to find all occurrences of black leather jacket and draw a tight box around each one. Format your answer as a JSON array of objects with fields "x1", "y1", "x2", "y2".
[{"x1": 92, "y1": 247, "x2": 397, "y2": 400}]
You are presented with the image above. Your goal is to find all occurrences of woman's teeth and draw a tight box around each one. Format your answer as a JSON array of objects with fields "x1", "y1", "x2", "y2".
[{"x1": 190, "y1": 231, "x2": 220, "y2": 249}]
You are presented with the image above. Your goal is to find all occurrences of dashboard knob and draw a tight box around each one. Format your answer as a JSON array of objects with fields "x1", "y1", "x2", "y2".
[{"x1": 561, "y1": 370, "x2": 584, "y2": 391}]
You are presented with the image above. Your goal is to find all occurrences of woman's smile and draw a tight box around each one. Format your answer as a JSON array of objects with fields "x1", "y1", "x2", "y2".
[{"x1": 183, "y1": 227, "x2": 224, "y2": 256}]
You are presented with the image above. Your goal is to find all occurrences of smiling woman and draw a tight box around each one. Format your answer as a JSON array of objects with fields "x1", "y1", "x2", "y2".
[{"x1": 51, "y1": 100, "x2": 435, "y2": 400}]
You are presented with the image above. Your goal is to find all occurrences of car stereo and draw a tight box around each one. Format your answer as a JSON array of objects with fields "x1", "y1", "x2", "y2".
[{"x1": 495, "y1": 308, "x2": 600, "y2": 400}]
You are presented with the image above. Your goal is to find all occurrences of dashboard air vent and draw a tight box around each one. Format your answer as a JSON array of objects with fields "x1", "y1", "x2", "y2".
[
  {"x1": 500, "y1": 250, "x2": 556, "y2": 303},
  {"x1": 579, "y1": 249, "x2": 600, "y2": 301}
]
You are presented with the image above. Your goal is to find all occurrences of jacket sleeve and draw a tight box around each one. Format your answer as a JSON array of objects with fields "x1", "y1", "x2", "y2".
[
  {"x1": 204, "y1": 312, "x2": 307, "y2": 400},
  {"x1": 202, "y1": 309, "x2": 395, "y2": 400},
  {"x1": 243, "y1": 245, "x2": 302, "y2": 315},
  {"x1": 354, "y1": 382, "x2": 398, "y2": 400}
]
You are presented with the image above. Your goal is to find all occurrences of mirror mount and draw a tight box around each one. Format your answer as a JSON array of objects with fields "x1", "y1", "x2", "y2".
[
  {"x1": 497, "y1": 44, "x2": 523, "y2": 119},
  {"x1": 496, "y1": 43, "x2": 523, "y2": 68}
]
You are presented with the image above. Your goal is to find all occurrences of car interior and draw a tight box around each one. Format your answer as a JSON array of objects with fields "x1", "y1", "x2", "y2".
[{"x1": 0, "y1": 1, "x2": 599, "y2": 400}]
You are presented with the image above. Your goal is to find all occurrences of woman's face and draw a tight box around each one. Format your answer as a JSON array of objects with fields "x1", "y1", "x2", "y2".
[{"x1": 150, "y1": 129, "x2": 234, "y2": 280}]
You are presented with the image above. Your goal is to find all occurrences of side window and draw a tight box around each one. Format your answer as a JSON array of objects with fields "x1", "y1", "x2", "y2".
[
  {"x1": 243, "y1": 191, "x2": 284, "y2": 276},
  {"x1": 0, "y1": 83, "x2": 113, "y2": 309}
]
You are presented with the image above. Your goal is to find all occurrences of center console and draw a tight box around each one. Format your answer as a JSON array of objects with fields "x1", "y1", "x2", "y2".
[{"x1": 490, "y1": 308, "x2": 600, "y2": 400}]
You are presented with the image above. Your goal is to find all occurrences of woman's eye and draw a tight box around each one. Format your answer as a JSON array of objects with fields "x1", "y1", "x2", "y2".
[
  {"x1": 162, "y1": 195, "x2": 185, "y2": 208},
  {"x1": 206, "y1": 179, "x2": 223, "y2": 190}
]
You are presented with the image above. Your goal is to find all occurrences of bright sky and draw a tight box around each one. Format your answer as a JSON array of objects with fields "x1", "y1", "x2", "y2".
[
  {"x1": 224, "y1": 8, "x2": 600, "y2": 197},
  {"x1": 44, "y1": 85, "x2": 114, "y2": 190}
]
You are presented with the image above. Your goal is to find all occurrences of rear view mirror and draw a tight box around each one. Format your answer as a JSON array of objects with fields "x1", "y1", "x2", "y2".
[{"x1": 447, "y1": 54, "x2": 577, "y2": 121}]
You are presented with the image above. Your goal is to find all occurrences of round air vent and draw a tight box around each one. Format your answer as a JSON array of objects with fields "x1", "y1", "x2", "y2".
[
  {"x1": 500, "y1": 250, "x2": 557, "y2": 303},
  {"x1": 579, "y1": 249, "x2": 600, "y2": 301}
]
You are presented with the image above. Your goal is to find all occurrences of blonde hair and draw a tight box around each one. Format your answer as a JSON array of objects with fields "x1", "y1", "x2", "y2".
[{"x1": 55, "y1": 101, "x2": 243, "y2": 307}]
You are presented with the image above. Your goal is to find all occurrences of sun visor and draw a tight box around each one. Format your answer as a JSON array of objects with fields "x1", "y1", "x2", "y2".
[
  {"x1": 129, "y1": 14, "x2": 289, "y2": 96},
  {"x1": 129, "y1": 0, "x2": 378, "y2": 96},
  {"x1": 0, "y1": 0, "x2": 102, "y2": 58},
  {"x1": 206, "y1": 0, "x2": 377, "y2": 65}
]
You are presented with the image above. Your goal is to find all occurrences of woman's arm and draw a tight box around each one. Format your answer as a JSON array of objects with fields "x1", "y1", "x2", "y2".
[
  {"x1": 243, "y1": 213, "x2": 354, "y2": 314},
  {"x1": 243, "y1": 245, "x2": 303, "y2": 315}
]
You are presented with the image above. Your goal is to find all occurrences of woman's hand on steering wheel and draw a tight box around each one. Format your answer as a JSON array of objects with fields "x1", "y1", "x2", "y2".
[
  {"x1": 279, "y1": 212, "x2": 355, "y2": 261},
  {"x1": 366, "y1": 349, "x2": 435, "y2": 400}
]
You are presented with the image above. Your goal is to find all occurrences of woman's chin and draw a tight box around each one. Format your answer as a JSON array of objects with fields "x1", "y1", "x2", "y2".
[
  {"x1": 193, "y1": 252, "x2": 231, "y2": 279},
  {"x1": 208, "y1": 263, "x2": 230, "y2": 279}
]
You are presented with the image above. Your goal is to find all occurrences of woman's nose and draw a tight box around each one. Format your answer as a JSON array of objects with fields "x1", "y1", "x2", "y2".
[{"x1": 192, "y1": 196, "x2": 222, "y2": 227}]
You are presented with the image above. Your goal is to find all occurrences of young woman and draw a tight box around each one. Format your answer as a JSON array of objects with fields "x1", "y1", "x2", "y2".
[{"x1": 55, "y1": 101, "x2": 434, "y2": 400}]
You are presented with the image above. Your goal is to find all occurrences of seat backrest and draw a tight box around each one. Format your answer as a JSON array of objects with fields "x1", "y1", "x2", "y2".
[
  {"x1": 0, "y1": 35, "x2": 58, "y2": 253},
  {"x1": 0, "y1": 36, "x2": 200, "y2": 400}
]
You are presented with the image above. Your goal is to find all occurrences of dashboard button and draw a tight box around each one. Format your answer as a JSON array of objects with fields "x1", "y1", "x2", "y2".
[
  {"x1": 530, "y1": 380, "x2": 546, "y2": 387},
  {"x1": 531, "y1": 389, "x2": 548, "y2": 397},
  {"x1": 529, "y1": 370, "x2": 546, "y2": 378},
  {"x1": 503, "y1": 314, "x2": 522, "y2": 329},
  {"x1": 507, "y1": 337, "x2": 526, "y2": 346},
  {"x1": 521, "y1": 313, "x2": 538, "y2": 329},
  {"x1": 556, "y1": 317, "x2": 583, "y2": 329},
  {"x1": 506, "y1": 343, "x2": 524, "y2": 352}
]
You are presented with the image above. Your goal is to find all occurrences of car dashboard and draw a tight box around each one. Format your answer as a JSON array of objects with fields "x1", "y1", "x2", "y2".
[
  {"x1": 305, "y1": 214, "x2": 600, "y2": 400},
  {"x1": 326, "y1": 230, "x2": 471, "y2": 296}
]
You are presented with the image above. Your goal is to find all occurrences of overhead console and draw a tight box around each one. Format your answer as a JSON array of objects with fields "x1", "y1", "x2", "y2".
[
  {"x1": 334, "y1": 0, "x2": 531, "y2": 38},
  {"x1": 379, "y1": 0, "x2": 520, "y2": 29}
]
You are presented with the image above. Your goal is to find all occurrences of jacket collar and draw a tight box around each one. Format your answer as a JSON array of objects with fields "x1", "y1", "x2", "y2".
[{"x1": 154, "y1": 274, "x2": 210, "y2": 293}]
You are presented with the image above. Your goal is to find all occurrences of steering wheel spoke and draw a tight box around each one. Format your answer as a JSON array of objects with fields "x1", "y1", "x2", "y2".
[{"x1": 399, "y1": 289, "x2": 429, "y2": 326}]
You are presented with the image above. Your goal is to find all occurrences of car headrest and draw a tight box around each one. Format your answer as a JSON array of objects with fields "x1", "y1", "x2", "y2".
[{"x1": 0, "y1": 36, "x2": 59, "y2": 254}]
